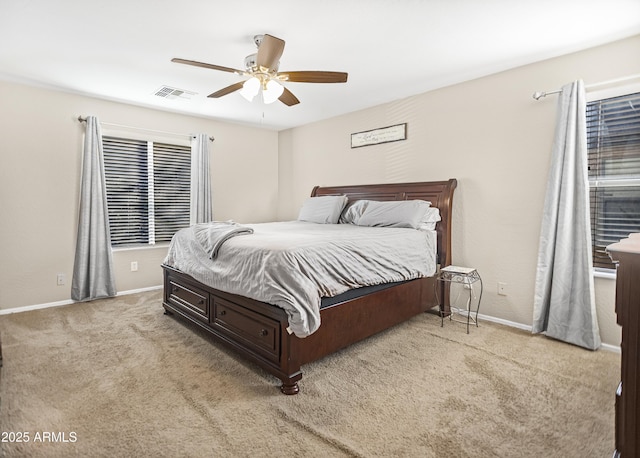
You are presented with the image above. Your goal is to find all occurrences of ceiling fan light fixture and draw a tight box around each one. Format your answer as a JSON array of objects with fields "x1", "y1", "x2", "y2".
[
  {"x1": 262, "y1": 79, "x2": 284, "y2": 104},
  {"x1": 239, "y1": 77, "x2": 260, "y2": 101}
]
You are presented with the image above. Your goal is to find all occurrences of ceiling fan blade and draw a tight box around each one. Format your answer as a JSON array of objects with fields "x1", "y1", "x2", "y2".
[
  {"x1": 278, "y1": 87, "x2": 300, "y2": 106},
  {"x1": 172, "y1": 58, "x2": 244, "y2": 75},
  {"x1": 208, "y1": 81, "x2": 245, "y2": 98},
  {"x1": 256, "y1": 34, "x2": 285, "y2": 70},
  {"x1": 278, "y1": 71, "x2": 348, "y2": 83}
]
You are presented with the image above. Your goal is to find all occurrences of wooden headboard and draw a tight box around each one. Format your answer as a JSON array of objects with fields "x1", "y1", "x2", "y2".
[{"x1": 311, "y1": 179, "x2": 457, "y2": 268}]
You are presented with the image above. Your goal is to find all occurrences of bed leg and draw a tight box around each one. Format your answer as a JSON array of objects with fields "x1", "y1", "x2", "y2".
[{"x1": 280, "y1": 381, "x2": 300, "y2": 395}]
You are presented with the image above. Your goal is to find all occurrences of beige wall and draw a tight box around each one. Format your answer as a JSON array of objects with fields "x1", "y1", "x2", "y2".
[
  {"x1": 0, "y1": 82, "x2": 279, "y2": 309},
  {"x1": 277, "y1": 35, "x2": 640, "y2": 348}
]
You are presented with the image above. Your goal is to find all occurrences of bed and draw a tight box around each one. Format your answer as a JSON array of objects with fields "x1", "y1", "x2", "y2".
[{"x1": 162, "y1": 179, "x2": 457, "y2": 394}]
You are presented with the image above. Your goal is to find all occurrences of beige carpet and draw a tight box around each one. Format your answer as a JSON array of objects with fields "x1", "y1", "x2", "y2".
[{"x1": 0, "y1": 290, "x2": 619, "y2": 457}]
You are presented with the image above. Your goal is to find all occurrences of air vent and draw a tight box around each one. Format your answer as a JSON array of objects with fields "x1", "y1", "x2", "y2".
[{"x1": 154, "y1": 86, "x2": 196, "y2": 100}]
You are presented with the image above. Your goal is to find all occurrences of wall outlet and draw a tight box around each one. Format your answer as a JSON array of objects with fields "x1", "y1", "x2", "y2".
[
  {"x1": 130, "y1": 261, "x2": 138, "y2": 272},
  {"x1": 498, "y1": 282, "x2": 507, "y2": 296},
  {"x1": 57, "y1": 273, "x2": 65, "y2": 286}
]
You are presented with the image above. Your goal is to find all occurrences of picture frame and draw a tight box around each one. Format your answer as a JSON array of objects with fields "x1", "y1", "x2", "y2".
[{"x1": 351, "y1": 123, "x2": 407, "y2": 148}]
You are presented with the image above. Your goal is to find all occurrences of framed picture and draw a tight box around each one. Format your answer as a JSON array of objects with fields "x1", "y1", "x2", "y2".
[{"x1": 351, "y1": 123, "x2": 407, "y2": 148}]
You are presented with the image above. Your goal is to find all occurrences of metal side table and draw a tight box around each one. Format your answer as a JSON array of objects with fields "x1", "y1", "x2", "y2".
[{"x1": 435, "y1": 265, "x2": 482, "y2": 333}]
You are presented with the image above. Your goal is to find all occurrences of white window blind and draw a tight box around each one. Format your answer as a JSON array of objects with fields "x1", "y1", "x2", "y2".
[
  {"x1": 587, "y1": 92, "x2": 640, "y2": 270},
  {"x1": 103, "y1": 136, "x2": 191, "y2": 247}
]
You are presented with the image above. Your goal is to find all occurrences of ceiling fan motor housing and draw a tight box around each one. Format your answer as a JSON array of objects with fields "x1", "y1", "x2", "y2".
[{"x1": 244, "y1": 53, "x2": 279, "y2": 73}]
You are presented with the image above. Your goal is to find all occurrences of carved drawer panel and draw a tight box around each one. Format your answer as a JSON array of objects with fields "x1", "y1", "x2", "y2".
[
  {"x1": 167, "y1": 279, "x2": 210, "y2": 323},
  {"x1": 212, "y1": 297, "x2": 280, "y2": 363}
]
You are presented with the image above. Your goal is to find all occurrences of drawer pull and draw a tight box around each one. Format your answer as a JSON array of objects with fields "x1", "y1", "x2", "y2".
[
  {"x1": 219, "y1": 310, "x2": 226, "y2": 316},
  {"x1": 198, "y1": 299, "x2": 204, "y2": 305},
  {"x1": 172, "y1": 287, "x2": 179, "y2": 293},
  {"x1": 259, "y1": 329, "x2": 268, "y2": 337}
]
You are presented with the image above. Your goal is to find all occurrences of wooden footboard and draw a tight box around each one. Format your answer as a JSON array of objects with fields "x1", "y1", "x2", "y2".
[{"x1": 163, "y1": 265, "x2": 302, "y2": 393}]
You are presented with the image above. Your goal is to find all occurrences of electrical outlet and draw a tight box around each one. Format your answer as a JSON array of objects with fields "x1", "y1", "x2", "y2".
[
  {"x1": 57, "y1": 273, "x2": 65, "y2": 286},
  {"x1": 498, "y1": 282, "x2": 507, "y2": 296},
  {"x1": 130, "y1": 261, "x2": 138, "y2": 272}
]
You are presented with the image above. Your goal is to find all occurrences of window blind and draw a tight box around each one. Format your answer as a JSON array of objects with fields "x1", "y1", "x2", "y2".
[
  {"x1": 587, "y1": 92, "x2": 640, "y2": 270},
  {"x1": 103, "y1": 137, "x2": 149, "y2": 246},
  {"x1": 103, "y1": 136, "x2": 190, "y2": 247},
  {"x1": 153, "y1": 142, "x2": 191, "y2": 242}
]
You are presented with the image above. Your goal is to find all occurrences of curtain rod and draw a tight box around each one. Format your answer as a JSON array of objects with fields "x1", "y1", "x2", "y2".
[
  {"x1": 532, "y1": 73, "x2": 640, "y2": 100},
  {"x1": 77, "y1": 116, "x2": 214, "y2": 142}
]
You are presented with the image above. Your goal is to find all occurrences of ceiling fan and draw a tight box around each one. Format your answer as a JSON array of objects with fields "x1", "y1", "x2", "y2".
[{"x1": 171, "y1": 34, "x2": 348, "y2": 106}]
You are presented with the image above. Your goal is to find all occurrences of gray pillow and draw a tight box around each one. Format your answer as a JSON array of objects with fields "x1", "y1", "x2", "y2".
[
  {"x1": 339, "y1": 200, "x2": 370, "y2": 224},
  {"x1": 357, "y1": 200, "x2": 431, "y2": 229},
  {"x1": 418, "y1": 207, "x2": 441, "y2": 231},
  {"x1": 298, "y1": 195, "x2": 348, "y2": 224}
]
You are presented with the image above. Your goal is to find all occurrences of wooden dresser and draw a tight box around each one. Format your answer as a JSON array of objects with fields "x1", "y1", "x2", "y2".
[{"x1": 607, "y1": 233, "x2": 640, "y2": 458}]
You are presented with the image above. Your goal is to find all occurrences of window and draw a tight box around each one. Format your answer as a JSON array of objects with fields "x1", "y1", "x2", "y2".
[
  {"x1": 102, "y1": 136, "x2": 191, "y2": 247},
  {"x1": 587, "y1": 91, "x2": 640, "y2": 270}
]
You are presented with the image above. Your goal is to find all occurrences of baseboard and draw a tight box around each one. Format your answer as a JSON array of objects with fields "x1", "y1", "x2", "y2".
[
  {"x1": 600, "y1": 343, "x2": 621, "y2": 353},
  {"x1": 0, "y1": 285, "x2": 163, "y2": 316},
  {"x1": 478, "y1": 312, "x2": 621, "y2": 354},
  {"x1": 477, "y1": 313, "x2": 532, "y2": 332}
]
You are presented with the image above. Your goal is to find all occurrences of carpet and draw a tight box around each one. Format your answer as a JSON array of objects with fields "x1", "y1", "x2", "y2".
[{"x1": 0, "y1": 290, "x2": 619, "y2": 457}]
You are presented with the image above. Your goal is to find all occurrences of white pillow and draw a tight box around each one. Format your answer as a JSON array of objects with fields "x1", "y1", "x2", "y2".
[
  {"x1": 298, "y1": 195, "x2": 348, "y2": 224},
  {"x1": 357, "y1": 200, "x2": 431, "y2": 229}
]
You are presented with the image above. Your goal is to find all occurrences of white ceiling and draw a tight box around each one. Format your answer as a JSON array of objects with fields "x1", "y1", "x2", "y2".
[{"x1": 2, "y1": 0, "x2": 640, "y2": 130}]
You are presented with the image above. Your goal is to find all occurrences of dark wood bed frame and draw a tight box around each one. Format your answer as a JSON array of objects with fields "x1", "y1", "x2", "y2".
[{"x1": 162, "y1": 179, "x2": 457, "y2": 394}]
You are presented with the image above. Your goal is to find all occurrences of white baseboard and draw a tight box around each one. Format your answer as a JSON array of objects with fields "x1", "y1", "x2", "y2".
[
  {"x1": 0, "y1": 285, "x2": 163, "y2": 316},
  {"x1": 477, "y1": 312, "x2": 532, "y2": 332},
  {"x1": 478, "y1": 312, "x2": 620, "y2": 354},
  {"x1": 600, "y1": 343, "x2": 621, "y2": 353}
]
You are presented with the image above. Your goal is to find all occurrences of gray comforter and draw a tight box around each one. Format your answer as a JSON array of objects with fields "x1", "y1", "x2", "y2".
[
  {"x1": 164, "y1": 221, "x2": 436, "y2": 337},
  {"x1": 193, "y1": 221, "x2": 254, "y2": 259}
]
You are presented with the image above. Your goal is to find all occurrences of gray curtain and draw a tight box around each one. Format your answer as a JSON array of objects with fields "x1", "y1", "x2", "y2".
[
  {"x1": 190, "y1": 133, "x2": 213, "y2": 224},
  {"x1": 71, "y1": 116, "x2": 116, "y2": 302},
  {"x1": 532, "y1": 80, "x2": 601, "y2": 350}
]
